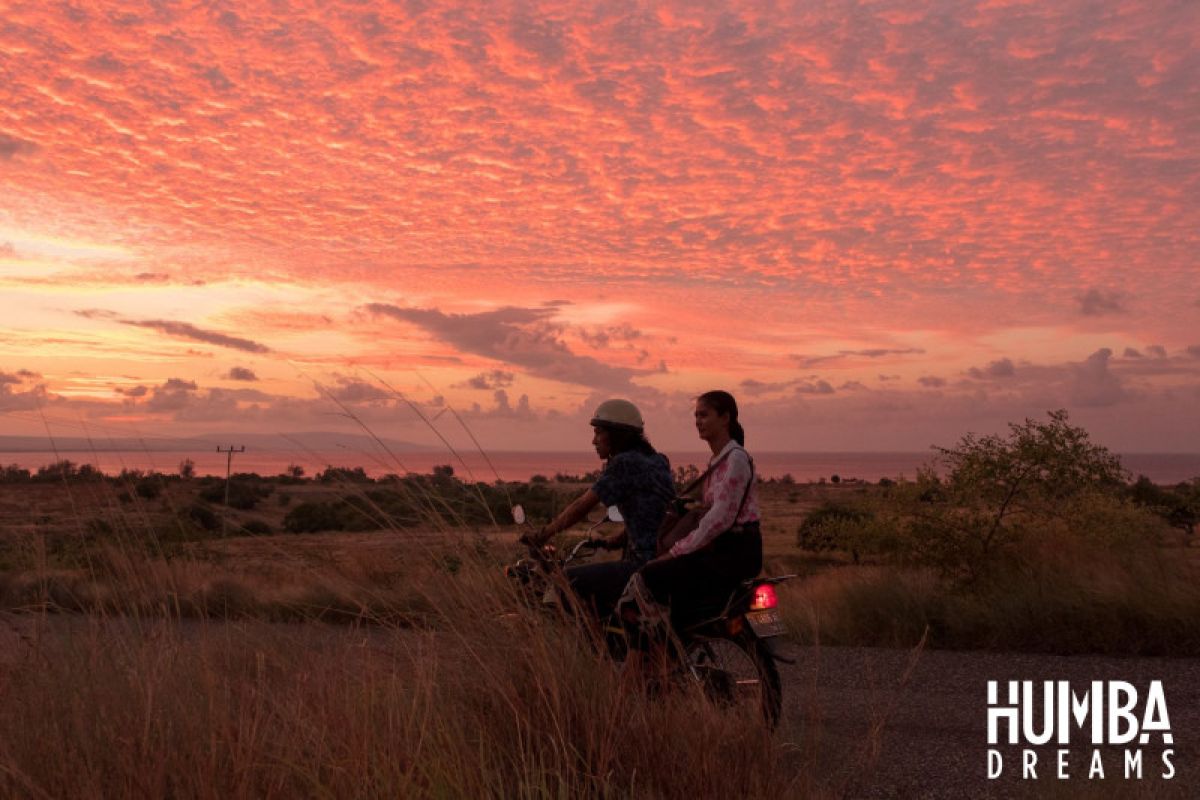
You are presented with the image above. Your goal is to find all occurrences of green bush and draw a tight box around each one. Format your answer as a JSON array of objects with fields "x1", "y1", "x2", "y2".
[{"x1": 796, "y1": 502, "x2": 871, "y2": 555}]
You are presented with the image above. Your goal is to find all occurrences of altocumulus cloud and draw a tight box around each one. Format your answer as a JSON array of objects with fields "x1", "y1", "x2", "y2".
[
  {"x1": 968, "y1": 358, "x2": 1016, "y2": 380},
  {"x1": 1069, "y1": 348, "x2": 1126, "y2": 407},
  {"x1": 459, "y1": 370, "x2": 516, "y2": 390},
  {"x1": 1077, "y1": 289, "x2": 1127, "y2": 317},
  {"x1": 0, "y1": 133, "x2": 36, "y2": 159},
  {"x1": 226, "y1": 367, "x2": 259, "y2": 381},
  {"x1": 366, "y1": 304, "x2": 644, "y2": 392},
  {"x1": 792, "y1": 348, "x2": 925, "y2": 368},
  {"x1": 144, "y1": 378, "x2": 199, "y2": 413},
  {"x1": 121, "y1": 320, "x2": 271, "y2": 354},
  {"x1": 76, "y1": 310, "x2": 271, "y2": 354}
]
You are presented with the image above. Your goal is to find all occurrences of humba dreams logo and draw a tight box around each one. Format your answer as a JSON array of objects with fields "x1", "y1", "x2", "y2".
[{"x1": 987, "y1": 681, "x2": 1175, "y2": 781}]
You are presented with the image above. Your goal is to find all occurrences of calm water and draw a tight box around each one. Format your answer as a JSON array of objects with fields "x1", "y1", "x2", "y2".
[{"x1": 2, "y1": 449, "x2": 1197, "y2": 484}]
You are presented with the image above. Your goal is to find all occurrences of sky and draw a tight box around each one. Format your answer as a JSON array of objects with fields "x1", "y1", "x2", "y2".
[{"x1": 1, "y1": 0, "x2": 1198, "y2": 454}]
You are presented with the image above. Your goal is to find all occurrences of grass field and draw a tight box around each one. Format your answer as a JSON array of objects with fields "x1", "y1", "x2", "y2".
[{"x1": 0, "y1": 464, "x2": 1197, "y2": 797}]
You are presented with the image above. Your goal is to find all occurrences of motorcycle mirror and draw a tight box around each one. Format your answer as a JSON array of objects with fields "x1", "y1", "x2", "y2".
[
  {"x1": 512, "y1": 505, "x2": 526, "y2": 525},
  {"x1": 606, "y1": 506, "x2": 624, "y2": 523}
]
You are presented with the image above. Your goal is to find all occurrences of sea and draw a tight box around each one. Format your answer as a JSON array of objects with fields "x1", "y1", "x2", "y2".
[{"x1": 1, "y1": 449, "x2": 1198, "y2": 484}]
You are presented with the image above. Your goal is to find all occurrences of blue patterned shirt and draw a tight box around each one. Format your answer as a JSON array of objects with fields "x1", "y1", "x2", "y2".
[{"x1": 592, "y1": 450, "x2": 674, "y2": 565}]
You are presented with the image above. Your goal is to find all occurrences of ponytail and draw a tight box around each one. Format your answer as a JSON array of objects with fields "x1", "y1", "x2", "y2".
[{"x1": 730, "y1": 419, "x2": 745, "y2": 447}]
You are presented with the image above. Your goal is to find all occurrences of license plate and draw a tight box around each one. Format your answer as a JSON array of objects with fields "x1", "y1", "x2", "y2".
[{"x1": 745, "y1": 608, "x2": 786, "y2": 638}]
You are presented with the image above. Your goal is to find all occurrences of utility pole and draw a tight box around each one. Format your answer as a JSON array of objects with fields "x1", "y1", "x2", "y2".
[{"x1": 216, "y1": 445, "x2": 245, "y2": 536}]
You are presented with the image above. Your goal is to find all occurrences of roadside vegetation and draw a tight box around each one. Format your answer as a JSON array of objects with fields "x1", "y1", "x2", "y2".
[
  {"x1": 0, "y1": 410, "x2": 1197, "y2": 795},
  {"x1": 786, "y1": 410, "x2": 1200, "y2": 654}
]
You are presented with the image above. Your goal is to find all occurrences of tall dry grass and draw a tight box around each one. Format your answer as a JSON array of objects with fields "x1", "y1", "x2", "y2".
[
  {"x1": 0, "y1": 549, "x2": 815, "y2": 799},
  {"x1": 0, "y1": 467, "x2": 823, "y2": 800},
  {"x1": 782, "y1": 539, "x2": 1200, "y2": 655}
]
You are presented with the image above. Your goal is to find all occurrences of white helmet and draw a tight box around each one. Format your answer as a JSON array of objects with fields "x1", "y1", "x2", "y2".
[{"x1": 590, "y1": 399, "x2": 644, "y2": 431}]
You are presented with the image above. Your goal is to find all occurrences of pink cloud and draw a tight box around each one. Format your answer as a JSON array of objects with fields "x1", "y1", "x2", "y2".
[{"x1": 2, "y1": 1, "x2": 1198, "y2": 448}]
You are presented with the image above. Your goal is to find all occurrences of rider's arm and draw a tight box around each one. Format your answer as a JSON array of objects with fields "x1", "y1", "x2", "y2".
[
  {"x1": 668, "y1": 450, "x2": 752, "y2": 557},
  {"x1": 534, "y1": 488, "x2": 601, "y2": 543}
]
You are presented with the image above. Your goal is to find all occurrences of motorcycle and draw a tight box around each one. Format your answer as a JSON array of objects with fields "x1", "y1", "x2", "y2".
[{"x1": 505, "y1": 504, "x2": 795, "y2": 726}]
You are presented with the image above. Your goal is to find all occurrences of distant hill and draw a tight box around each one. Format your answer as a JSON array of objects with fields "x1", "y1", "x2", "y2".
[{"x1": 0, "y1": 431, "x2": 435, "y2": 453}]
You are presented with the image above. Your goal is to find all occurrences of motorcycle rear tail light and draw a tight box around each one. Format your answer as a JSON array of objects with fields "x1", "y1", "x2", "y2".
[{"x1": 750, "y1": 584, "x2": 778, "y2": 611}]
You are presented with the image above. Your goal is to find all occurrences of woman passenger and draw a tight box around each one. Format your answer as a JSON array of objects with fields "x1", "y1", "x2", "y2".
[{"x1": 632, "y1": 390, "x2": 762, "y2": 625}]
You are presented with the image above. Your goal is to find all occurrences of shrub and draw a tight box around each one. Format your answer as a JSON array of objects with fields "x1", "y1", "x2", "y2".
[
  {"x1": 186, "y1": 504, "x2": 220, "y2": 532},
  {"x1": 1129, "y1": 475, "x2": 1199, "y2": 536},
  {"x1": 0, "y1": 464, "x2": 31, "y2": 483},
  {"x1": 199, "y1": 480, "x2": 270, "y2": 510},
  {"x1": 135, "y1": 477, "x2": 163, "y2": 500},
  {"x1": 284, "y1": 501, "x2": 349, "y2": 533},
  {"x1": 796, "y1": 502, "x2": 871, "y2": 556},
  {"x1": 317, "y1": 466, "x2": 371, "y2": 484},
  {"x1": 34, "y1": 460, "x2": 78, "y2": 482}
]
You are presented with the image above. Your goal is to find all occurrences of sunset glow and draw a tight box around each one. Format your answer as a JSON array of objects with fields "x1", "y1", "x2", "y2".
[{"x1": 2, "y1": 1, "x2": 1198, "y2": 452}]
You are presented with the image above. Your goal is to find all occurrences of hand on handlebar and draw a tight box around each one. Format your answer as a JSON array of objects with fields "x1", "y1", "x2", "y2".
[
  {"x1": 586, "y1": 533, "x2": 621, "y2": 551},
  {"x1": 520, "y1": 526, "x2": 553, "y2": 552}
]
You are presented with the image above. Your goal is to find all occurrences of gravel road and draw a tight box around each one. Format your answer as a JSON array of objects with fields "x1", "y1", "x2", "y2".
[{"x1": 776, "y1": 644, "x2": 1199, "y2": 798}]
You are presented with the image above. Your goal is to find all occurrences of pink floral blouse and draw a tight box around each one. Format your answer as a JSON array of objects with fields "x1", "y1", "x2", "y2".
[{"x1": 669, "y1": 441, "x2": 760, "y2": 557}]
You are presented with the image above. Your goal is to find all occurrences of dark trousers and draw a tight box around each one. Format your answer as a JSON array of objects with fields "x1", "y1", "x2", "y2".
[
  {"x1": 565, "y1": 559, "x2": 640, "y2": 620},
  {"x1": 639, "y1": 524, "x2": 762, "y2": 624}
]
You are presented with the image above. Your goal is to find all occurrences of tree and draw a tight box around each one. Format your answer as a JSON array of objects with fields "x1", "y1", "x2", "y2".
[
  {"x1": 893, "y1": 410, "x2": 1130, "y2": 580},
  {"x1": 179, "y1": 458, "x2": 196, "y2": 479}
]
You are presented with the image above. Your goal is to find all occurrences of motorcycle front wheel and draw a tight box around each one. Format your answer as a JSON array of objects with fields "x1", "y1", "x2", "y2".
[{"x1": 682, "y1": 634, "x2": 782, "y2": 727}]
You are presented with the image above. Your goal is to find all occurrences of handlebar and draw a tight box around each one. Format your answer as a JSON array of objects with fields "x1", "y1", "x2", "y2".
[{"x1": 519, "y1": 537, "x2": 599, "y2": 571}]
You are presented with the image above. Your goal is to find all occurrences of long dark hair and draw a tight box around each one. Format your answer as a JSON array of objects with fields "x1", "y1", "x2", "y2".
[
  {"x1": 601, "y1": 424, "x2": 657, "y2": 456},
  {"x1": 697, "y1": 390, "x2": 745, "y2": 446}
]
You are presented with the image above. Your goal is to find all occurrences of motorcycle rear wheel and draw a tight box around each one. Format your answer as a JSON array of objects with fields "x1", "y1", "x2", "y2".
[{"x1": 682, "y1": 634, "x2": 782, "y2": 727}]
